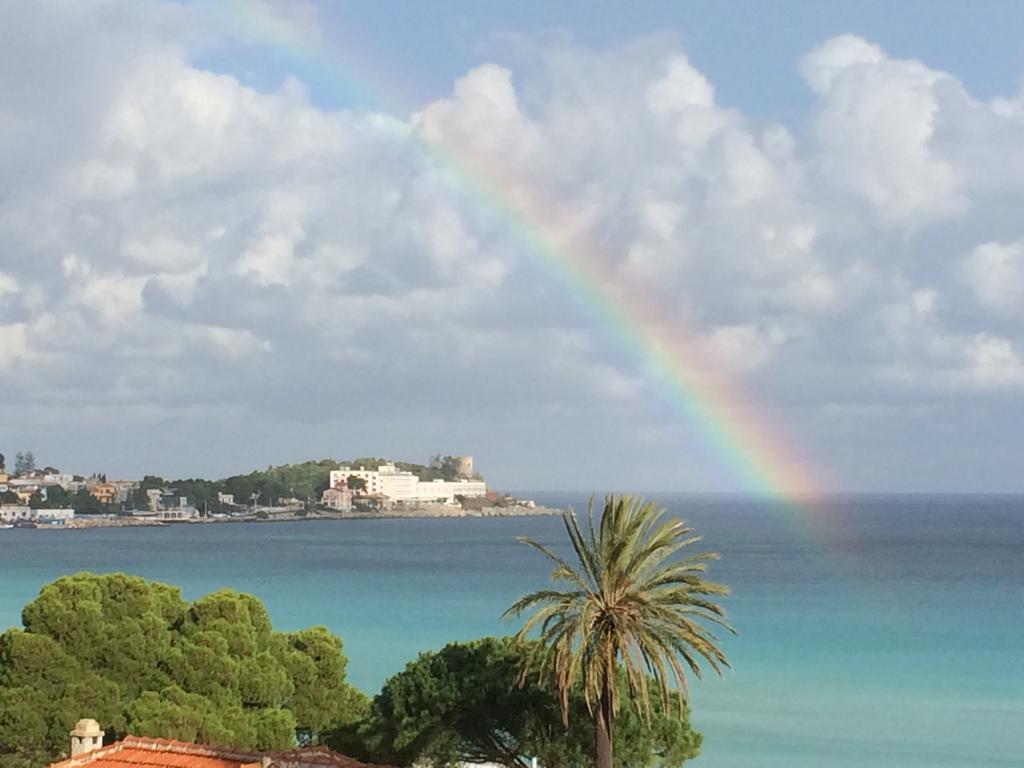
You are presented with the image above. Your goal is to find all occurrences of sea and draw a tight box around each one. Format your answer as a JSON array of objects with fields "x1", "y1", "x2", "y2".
[{"x1": 1, "y1": 493, "x2": 1021, "y2": 768}]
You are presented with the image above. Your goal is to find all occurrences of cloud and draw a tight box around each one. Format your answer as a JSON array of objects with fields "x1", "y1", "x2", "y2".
[
  {"x1": 0, "y1": 324, "x2": 29, "y2": 369},
  {"x1": 961, "y1": 239, "x2": 1024, "y2": 315},
  {"x1": 0, "y1": 273, "x2": 18, "y2": 298},
  {"x1": 800, "y1": 34, "x2": 967, "y2": 225},
  {"x1": 702, "y1": 324, "x2": 790, "y2": 373},
  {"x1": 1, "y1": 7, "x2": 1024, "y2": 490},
  {"x1": 955, "y1": 334, "x2": 1024, "y2": 389}
]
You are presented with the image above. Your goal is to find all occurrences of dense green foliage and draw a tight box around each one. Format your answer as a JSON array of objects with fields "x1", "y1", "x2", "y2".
[
  {"x1": 0, "y1": 574, "x2": 366, "y2": 768},
  {"x1": 360, "y1": 637, "x2": 700, "y2": 768},
  {"x1": 131, "y1": 460, "x2": 341, "y2": 511},
  {"x1": 12, "y1": 453, "x2": 35, "y2": 476},
  {"x1": 28, "y1": 487, "x2": 70, "y2": 510},
  {"x1": 506, "y1": 497, "x2": 732, "y2": 768},
  {"x1": 64, "y1": 493, "x2": 107, "y2": 518}
]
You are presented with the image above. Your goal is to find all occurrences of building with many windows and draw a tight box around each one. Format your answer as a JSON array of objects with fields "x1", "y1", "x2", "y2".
[
  {"x1": 0, "y1": 505, "x2": 36, "y2": 522},
  {"x1": 0, "y1": 506, "x2": 75, "y2": 524},
  {"x1": 328, "y1": 463, "x2": 486, "y2": 505}
]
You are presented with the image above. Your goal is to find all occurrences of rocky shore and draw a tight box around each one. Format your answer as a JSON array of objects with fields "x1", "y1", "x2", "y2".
[
  {"x1": 58, "y1": 516, "x2": 166, "y2": 529},
  {"x1": 23, "y1": 503, "x2": 563, "y2": 530},
  {"x1": 333, "y1": 503, "x2": 563, "y2": 520}
]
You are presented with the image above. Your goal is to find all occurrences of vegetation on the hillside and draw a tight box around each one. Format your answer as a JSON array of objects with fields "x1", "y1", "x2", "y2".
[
  {"x1": 359, "y1": 636, "x2": 700, "y2": 768},
  {"x1": 127, "y1": 455, "x2": 468, "y2": 511},
  {"x1": 0, "y1": 574, "x2": 366, "y2": 768},
  {"x1": 505, "y1": 496, "x2": 733, "y2": 768},
  {"x1": 344, "y1": 456, "x2": 467, "y2": 483},
  {"x1": 131, "y1": 459, "x2": 340, "y2": 511}
]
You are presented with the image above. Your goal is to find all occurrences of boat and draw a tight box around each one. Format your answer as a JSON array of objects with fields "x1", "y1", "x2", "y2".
[{"x1": 0, "y1": 523, "x2": 13, "y2": 529}]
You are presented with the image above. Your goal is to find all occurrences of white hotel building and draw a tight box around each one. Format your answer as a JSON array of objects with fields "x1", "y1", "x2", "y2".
[{"x1": 329, "y1": 463, "x2": 487, "y2": 505}]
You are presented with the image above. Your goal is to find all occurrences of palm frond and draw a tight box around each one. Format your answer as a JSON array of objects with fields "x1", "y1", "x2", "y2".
[{"x1": 505, "y1": 494, "x2": 734, "y2": 730}]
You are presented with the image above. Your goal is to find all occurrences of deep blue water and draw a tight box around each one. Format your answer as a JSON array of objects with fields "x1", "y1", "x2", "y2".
[{"x1": 1, "y1": 493, "x2": 1021, "y2": 767}]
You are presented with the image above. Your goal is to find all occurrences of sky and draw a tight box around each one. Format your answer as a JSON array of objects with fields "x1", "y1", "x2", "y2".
[{"x1": 2, "y1": 0, "x2": 1024, "y2": 493}]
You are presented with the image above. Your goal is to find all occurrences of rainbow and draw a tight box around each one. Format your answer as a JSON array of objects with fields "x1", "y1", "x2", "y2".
[{"x1": 202, "y1": 0, "x2": 825, "y2": 499}]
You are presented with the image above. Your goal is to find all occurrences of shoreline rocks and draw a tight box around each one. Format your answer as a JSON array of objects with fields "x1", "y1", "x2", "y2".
[{"x1": 25, "y1": 504, "x2": 563, "y2": 530}]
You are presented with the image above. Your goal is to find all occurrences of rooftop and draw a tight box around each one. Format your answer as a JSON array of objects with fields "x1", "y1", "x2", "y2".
[{"x1": 49, "y1": 737, "x2": 390, "y2": 768}]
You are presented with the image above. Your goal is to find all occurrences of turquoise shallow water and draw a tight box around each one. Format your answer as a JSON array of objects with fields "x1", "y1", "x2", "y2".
[{"x1": 1, "y1": 493, "x2": 1021, "y2": 767}]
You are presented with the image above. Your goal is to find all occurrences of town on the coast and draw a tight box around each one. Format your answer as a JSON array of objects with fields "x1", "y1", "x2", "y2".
[{"x1": 0, "y1": 450, "x2": 551, "y2": 529}]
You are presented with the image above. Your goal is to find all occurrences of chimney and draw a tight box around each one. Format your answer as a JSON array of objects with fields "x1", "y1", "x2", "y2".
[{"x1": 70, "y1": 719, "x2": 104, "y2": 757}]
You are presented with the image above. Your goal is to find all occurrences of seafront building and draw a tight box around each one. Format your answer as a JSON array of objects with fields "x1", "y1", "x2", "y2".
[
  {"x1": 328, "y1": 462, "x2": 486, "y2": 505},
  {"x1": 133, "y1": 491, "x2": 199, "y2": 520},
  {"x1": 0, "y1": 505, "x2": 36, "y2": 523},
  {"x1": 137, "y1": 488, "x2": 198, "y2": 518},
  {"x1": 321, "y1": 486, "x2": 353, "y2": 511},
  {"x1": 0, "y1": 505, "x2": 75, "y2": 524},
  {"x1": 36, "y1": 508, "x2": 75, "y2": 524}
]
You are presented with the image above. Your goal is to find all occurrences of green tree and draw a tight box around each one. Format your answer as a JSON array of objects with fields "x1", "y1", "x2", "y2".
[
  {"x1": 360, "y1": 637, "x2": 700, "y2": 768},
  {"x1": 0, "y1": 574, "x2": 365, "y2": 767},
  {"x1": 0, "y1": 630, "x2": 124, "y2": 768},
  {"x1": 68, "y1": 489, "x2": 105, "y2": 515},
  {"x1": 277, "y1": 627, "x2": 368, "y2": 744},
  {"x1": 20, "y1": 572, "x2": 184, "y2": 697},
  {"x1": 28, "y1": 486, "x2": 69, "y2": 510},
  {"x1": 346, "y1": 476, "x2": 367, "y2": 492},
  {"x1": 504, "y1": 497, "x2": 733, "y2": 768}
]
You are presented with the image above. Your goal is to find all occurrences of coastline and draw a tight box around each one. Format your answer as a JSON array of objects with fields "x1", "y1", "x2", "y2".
[
  {"x1": 25, "y1": 504, "x2": 564, "y2": 530},
  {"x1": 331, "y1": 503, "x2": 564, "y2": 520}
]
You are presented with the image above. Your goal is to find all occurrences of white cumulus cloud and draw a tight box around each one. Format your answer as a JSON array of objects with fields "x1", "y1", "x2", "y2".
[{"x1": 961, "y1": 239, "x2": 1024, "y2": 315}]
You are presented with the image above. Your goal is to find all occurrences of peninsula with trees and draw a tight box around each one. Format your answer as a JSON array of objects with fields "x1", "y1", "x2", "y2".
[{"x1": 0, "y1": 452, "x2": 556, "y2": 529}]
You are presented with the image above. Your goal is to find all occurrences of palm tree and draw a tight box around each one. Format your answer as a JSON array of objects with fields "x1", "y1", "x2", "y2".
[{"x1": 504, "y1": 495, "x2": 733, "y2": 768}]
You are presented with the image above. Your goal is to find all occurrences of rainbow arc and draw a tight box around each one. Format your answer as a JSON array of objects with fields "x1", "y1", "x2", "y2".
[{"x1": 204, "y1": 0, "x2": 825, "y2": 500}]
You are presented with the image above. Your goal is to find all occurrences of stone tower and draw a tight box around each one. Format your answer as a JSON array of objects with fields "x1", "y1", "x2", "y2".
[
  {"x1": 454, "y1": 456, "x2": 473, "y2": 478},
  {"x1": 70, "y1": 719, "x2": 104, "y2": 757}
]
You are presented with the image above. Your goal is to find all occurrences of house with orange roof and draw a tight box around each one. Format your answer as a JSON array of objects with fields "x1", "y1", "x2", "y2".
[
  {"x1": 50, "y1": 720, "x2": 392, "y2": 768},
  {"x1": 88, "y1": 483, "x2": 118, "y2": 506}
]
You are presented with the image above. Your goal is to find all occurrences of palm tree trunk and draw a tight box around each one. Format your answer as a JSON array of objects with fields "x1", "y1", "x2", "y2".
[{"x1": 595, "y1": 677, "x2": 613, "y2": 768}]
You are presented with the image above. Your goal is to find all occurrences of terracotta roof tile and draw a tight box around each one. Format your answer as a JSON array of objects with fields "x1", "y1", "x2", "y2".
[{"x1": 49, "y1": 737, "x2": 393, "y2": 768}]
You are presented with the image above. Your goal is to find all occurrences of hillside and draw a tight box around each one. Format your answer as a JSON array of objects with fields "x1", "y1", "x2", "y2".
[{"x1": 134, "y1": 456, "x2": 472, "y2": 511}]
